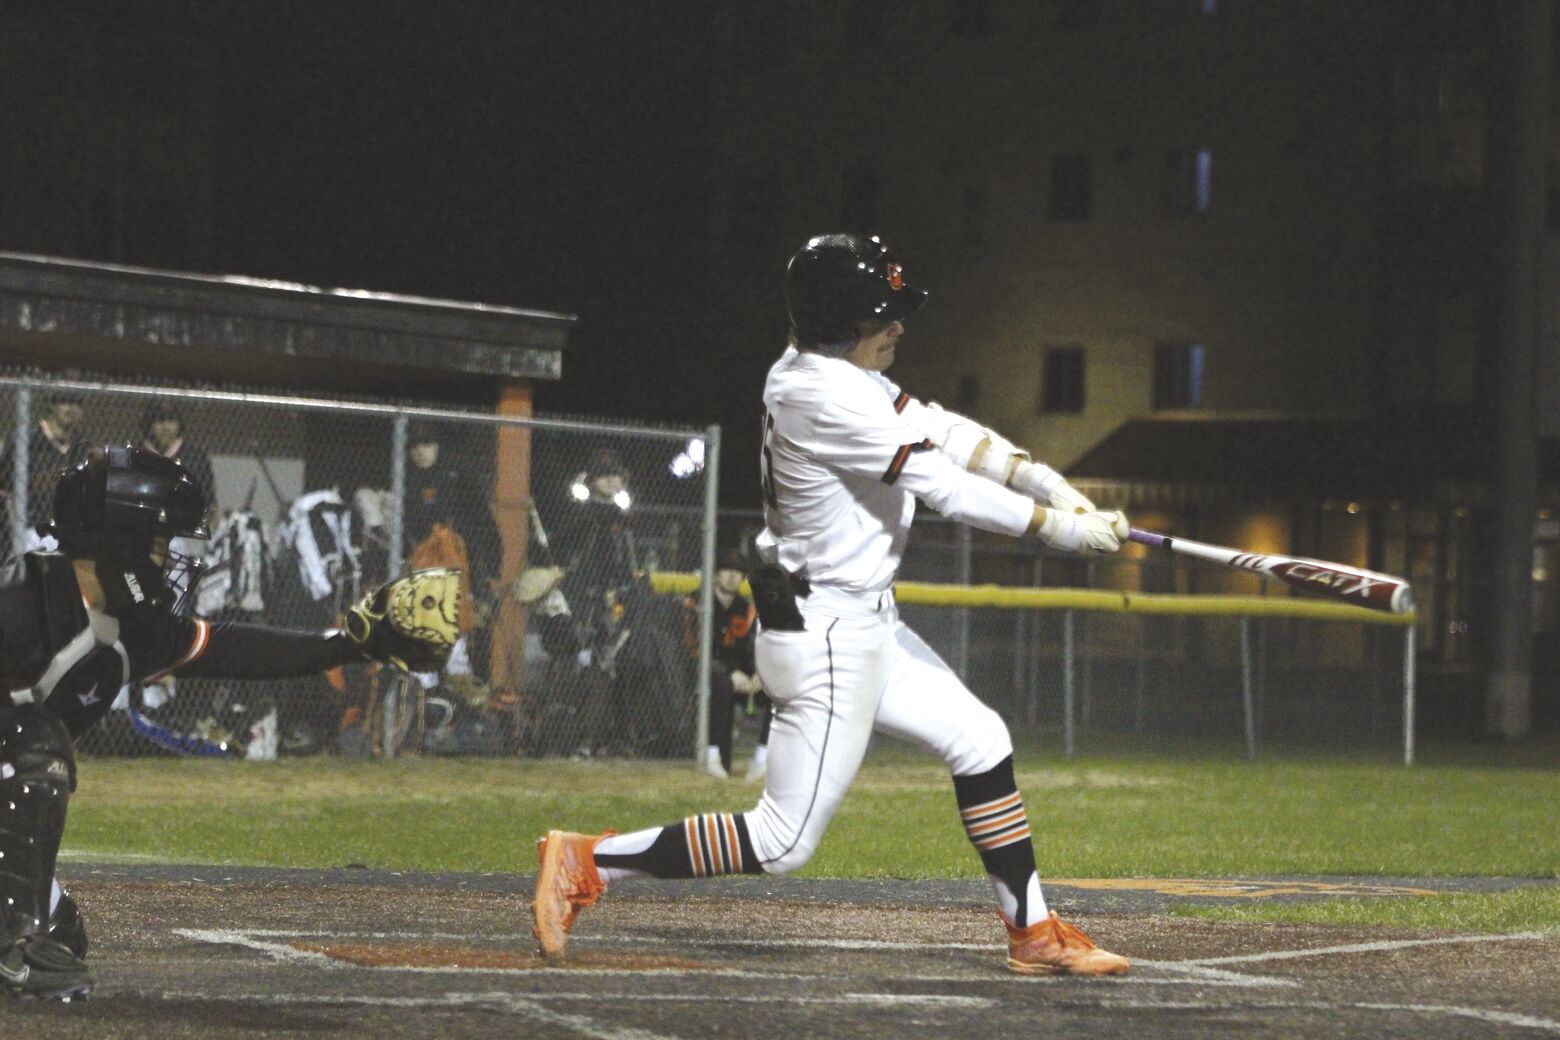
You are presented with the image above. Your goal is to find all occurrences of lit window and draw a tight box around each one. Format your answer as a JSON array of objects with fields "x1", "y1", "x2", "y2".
[
  {"x1": 1162, "y1": 148, "x2": 1213, "y2": 216},
  {"x1": 1153, "y1": 343, "x2": 1205, "y2": 409}
]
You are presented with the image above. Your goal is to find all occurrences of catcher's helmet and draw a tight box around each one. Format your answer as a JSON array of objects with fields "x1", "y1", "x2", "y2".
[
  {"x1": 784, "y1": 234, "x2": 928, "y2": 349},
  {"x1": 51, "y1": 445, "x2": 209, "y2": 610}
]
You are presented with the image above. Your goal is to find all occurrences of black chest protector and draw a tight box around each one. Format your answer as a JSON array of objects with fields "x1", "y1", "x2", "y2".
[{"x1": 0, "y1": 553, "x2": 130, "y2": 738}]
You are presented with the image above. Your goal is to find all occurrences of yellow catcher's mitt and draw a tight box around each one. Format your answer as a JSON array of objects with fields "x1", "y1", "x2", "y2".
[{"x1": 345, "y1": 567, "x2": 463, "y2": 673}]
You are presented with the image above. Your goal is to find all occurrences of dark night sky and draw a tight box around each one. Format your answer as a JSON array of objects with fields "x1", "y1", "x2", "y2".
[{"x1": 10, "y1": 3, "x2": 740, "y2": 433}]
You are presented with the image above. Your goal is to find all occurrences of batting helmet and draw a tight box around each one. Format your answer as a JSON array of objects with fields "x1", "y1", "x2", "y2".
[
  {"x1": 51, "y1": 445, "x2": 210, "y2": 610},
  {"x1": 784, "y1": 234, "x2": 928, "y2": 350}
]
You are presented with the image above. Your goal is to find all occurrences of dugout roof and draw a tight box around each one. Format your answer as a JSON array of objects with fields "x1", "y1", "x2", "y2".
[{"x1": 0, "y1": 251, "x2": 576, "y2": 399}]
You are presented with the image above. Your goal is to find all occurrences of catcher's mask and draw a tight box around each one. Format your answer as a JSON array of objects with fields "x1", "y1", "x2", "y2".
[{"x1": 51, "y1": 444, "x2": 210, "y2": 613}]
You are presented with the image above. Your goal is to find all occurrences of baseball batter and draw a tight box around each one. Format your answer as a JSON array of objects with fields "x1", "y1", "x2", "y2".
[{"x1": 533, "y1": 234, "x2": 1130, "y2": 975}]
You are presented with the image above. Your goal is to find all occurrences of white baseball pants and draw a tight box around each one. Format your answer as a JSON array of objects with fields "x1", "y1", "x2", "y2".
[{"x1": 747, "y1": 591, "x2": 1012, "y2": 875}]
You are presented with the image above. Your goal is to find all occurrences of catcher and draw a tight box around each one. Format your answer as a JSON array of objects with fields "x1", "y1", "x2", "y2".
[{"x1": 0, "y1": 445, "x2": 461, "y2": 1001}]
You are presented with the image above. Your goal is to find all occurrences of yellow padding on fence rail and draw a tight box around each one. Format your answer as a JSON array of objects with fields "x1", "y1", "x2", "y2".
[{"x1": 647, "y1": 572, "x2": 1415, "y2": 626}]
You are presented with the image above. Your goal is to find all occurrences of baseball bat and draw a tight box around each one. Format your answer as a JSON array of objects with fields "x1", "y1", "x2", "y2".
[{"x1": 1128, "y1": 528, "x2": 1414, "y2": 615}]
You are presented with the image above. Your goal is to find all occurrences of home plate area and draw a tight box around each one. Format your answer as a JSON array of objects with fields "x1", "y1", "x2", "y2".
[{"x1": 15, "y1": 869, "x2": 1560, "y2": 1040}]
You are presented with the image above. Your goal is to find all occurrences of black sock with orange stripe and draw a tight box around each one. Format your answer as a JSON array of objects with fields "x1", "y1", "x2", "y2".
[
  {"x1": 594, "y1": 814, "x2": 764, "y2": 880},
  {"x1": 953, "y1": 756, "x2": 1045, "y2": 928}
]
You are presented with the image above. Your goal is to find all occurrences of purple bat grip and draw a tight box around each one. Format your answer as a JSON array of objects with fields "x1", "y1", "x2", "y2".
[{"x1": 1128, "y1": 527, "x2": 1170, "y2": 548}]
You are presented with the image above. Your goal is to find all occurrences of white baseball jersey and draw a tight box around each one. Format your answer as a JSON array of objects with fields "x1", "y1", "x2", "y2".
[
  {"x1": 744, "y1": 346, "x2": 1034, "y2": 876},
  {"x1": 754, "y1": 346, "x2": 1033, "y2": 594}
]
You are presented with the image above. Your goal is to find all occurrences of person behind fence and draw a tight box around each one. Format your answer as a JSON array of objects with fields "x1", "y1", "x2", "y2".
[
  {"x1": 403, "y1": 421, "x2": 501, "y2": 681},
  {"x1": 557, "y1": 448, "x2": 641, "y2": 753},
  {"x1": 1, "y1": 391, "x2": 89, "y2": 535},
  {"x1": 139, "y1": 400, "x2": 219, "y2": 531},
  {"x1": 531, "y1": 233, "x2": 1134, "y2": 977},
  {"x1": 0, "y1": 444, "x2": 461, "y2": 1000},
  {"x1": 687, "y1": 548, "x2": 771, "y2": 781}
]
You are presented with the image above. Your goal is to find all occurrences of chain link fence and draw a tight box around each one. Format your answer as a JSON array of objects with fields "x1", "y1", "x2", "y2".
[
  {"x1": 891, "y1": 519, "x2": 1413, "y2": 752},
  {"x1": 711, "y1": 509, "x2": 1415, "y2": 757},
  {"x1": 2, "y1": 372, "x2": 719, "y2": 762},
  {"x1": 7, "y1": 369, "x2": 1415, "y2": 763}
]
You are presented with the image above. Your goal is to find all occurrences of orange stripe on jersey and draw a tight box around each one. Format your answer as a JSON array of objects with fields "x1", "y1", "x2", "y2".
[
  {"x1": 882, "y1": 444, "x2": 912, "y2": 484},
  {"x1": 893, "y1": 391, "x2": 910, "y2": 414},
  {"x1": 881, "y1": 439, "x2": 932, "y2": 485},
  {"x1": 146, "y1": 619, "x2": 211, "y2": 682}
]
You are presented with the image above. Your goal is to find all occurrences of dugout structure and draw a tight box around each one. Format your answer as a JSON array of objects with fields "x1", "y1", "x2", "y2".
[{"x1": 0, "y1": 252, "x2": 576, "y2": 690}]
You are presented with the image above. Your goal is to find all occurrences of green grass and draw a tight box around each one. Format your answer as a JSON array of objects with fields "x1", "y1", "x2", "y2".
[{"x1": 64, "y1": 734, "x2": 1560, "y2": 929}]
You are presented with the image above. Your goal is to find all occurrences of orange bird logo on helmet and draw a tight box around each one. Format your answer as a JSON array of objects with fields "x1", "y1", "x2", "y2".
[{"x1": 886, "y1": 263, "x2": 903, "y2": 290}]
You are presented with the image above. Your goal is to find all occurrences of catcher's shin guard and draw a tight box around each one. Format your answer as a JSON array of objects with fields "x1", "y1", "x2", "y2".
[
  {"x1": 0, "y1": 708, "x2": 75, "y2": 948},
  {"x1": 48, "y1": 888, "x2": 87, "y2": 960}
]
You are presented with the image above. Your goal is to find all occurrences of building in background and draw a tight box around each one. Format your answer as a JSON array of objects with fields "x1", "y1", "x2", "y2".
[{"x1": 702, "y1": 0, "x2": 1560, "y2": 730}]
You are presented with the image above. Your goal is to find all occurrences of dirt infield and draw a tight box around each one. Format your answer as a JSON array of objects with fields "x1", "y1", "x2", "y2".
[{"x1": 10, "y1": 865, "x2": 1559, "y2": 1039}]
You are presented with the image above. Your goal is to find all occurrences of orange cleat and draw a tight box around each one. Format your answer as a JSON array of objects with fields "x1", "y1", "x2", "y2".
[
  {"x1": 530, "y1": 829, "x2": 613, "y2": 957},
  {"x1": 1005, "y1": 911, "x2": 1130, "y2": 976}
]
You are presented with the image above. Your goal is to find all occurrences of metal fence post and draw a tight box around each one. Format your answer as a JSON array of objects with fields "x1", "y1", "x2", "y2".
[
  {"x1": 1404, "y1": 623, "x2": 1417, "y2": 767},
  {"x1": 11, "y1": 385, "x2": 29, "y2": 554},
  {"x1": 1063, "y1": 609, "x2": 1076, "y2": 759},
  {"x1": 1240, "y1": 616, "x2": 1256, "y2": 759},
  {"x1": 1134, "y1": 619, "x2": 1147, "y2": 733},
  {"x1": 693, "y1": 424, "x2": 721, "y2": 764},
  {"x1": 387, "y1": 414, "x2": 408, "y2": 578},
  {"x1": 1080, "y1": 559, "x2": 1095, "y2": 726}
]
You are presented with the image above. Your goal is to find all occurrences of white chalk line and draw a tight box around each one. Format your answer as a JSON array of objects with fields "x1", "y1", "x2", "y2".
[
  {"x1": 184, "y1": 927, "x2": 1298, "y2": 987},
  {"x1": 58, "y1": 848, "x2": 184, "y2": 863},
  {"x1": 1180, "y1": 931, "x2": 1549, "y2": 966},
  {"x1": 146, "y1": 989, "x2": 1560, "y2": 1034},
  {"x1": 1081, "y1": 999, "x2": 1560, "y2": 1034}
]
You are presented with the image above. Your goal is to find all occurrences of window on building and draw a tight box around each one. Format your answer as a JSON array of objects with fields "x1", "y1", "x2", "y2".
[
  {"x1": 1040, "y1": 346, "x2": 1086, "y2": 414},
  {"x1": 1049, "y1": 153, "x2": 1092, "y2": 221},
  {"x1": 956, "y1": 373, "x2": 980, "y2": 412},
  {"x1": 1161, "y1": 147, "x2": 1213, "y2": 216},
  {"x1": 962, "y1": 184, "x2": 988, "y2": 245},
  {"x1": 1054, "y1": 0, "x2": 1100, "y2": 29},
  {"x1": 841, "y1": 168, "x2": 881, "y2": 233},
  {"x1": 1152, "y1": 342, "x2": 1205, "y2": 409}
]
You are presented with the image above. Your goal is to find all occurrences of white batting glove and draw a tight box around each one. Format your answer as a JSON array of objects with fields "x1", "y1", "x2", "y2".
[
  {"x1": 1009, "y1": 459, "x2": 1097, "y2": 513},
  {"x1": 1045, "y1": 480, "x2": 1097, "y2": 515},
  {"x1": 1037, "y1": 509, "x2": 1130, "y2": 554}
]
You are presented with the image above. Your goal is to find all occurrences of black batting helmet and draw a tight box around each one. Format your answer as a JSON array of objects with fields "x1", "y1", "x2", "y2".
[
  {"x1": 784, "y1": 234, "x2": 928, "y2": 350},
  {"x1": 51, "y1": 446, "x2": 210, "y2": 610}
]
